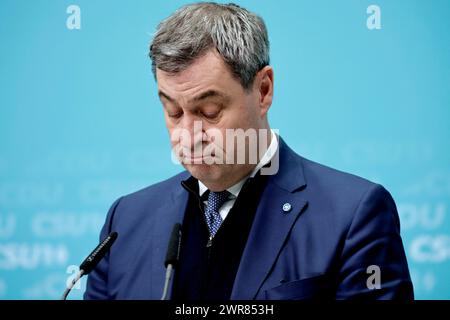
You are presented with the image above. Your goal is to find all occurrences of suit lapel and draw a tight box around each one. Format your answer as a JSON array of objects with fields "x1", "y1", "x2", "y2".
[
  {"x1": 231, "y1": 138, "x2": 308, "y2": 299},
  {"x1": 230, "y1": 183, "x2": 307, "y2": 299}
]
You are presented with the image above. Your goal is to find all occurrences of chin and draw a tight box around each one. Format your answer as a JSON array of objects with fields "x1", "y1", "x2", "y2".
[{"x1": 184, "y1": 163, "x2": 223, "y2": 182}]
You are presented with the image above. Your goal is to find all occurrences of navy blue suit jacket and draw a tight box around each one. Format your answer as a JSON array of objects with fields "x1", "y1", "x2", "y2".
[{"x1": 84, "y1": 138, "x2": 413, "y2": 300}]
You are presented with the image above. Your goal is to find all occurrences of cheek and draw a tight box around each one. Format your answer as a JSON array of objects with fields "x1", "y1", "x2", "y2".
[{"x1": 231, "y1": 104, "x2": 258, "y2": 128}]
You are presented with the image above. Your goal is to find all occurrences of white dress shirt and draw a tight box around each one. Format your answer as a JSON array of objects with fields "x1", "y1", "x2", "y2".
[{"x1": 198, "y1": 130, "x2": 279, "y2": 221}]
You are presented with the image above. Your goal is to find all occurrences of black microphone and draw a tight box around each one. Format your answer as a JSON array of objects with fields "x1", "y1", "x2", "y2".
[
  {"x1": 161, "y1": 223, "x2": 182, "y2": 300},
  {"x1": 61, "y1": 231, "x2": 118, "y2": 300}
]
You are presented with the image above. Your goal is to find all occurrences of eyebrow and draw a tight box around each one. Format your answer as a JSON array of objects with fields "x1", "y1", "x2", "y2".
[
  {"x1": 158, "y1": 90, "x2": 175, "y2": 103},
  {"x1": 191, "y1": 90, "x2": 229, "y2": 103},
  {"x1": 158, "y1": 89, "x2": 230, "y2": 105}
]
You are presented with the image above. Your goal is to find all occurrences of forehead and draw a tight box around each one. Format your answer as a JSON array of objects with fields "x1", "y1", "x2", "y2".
[{"x1": 156, "y1": 50, "x2": 241, "y2": 100}]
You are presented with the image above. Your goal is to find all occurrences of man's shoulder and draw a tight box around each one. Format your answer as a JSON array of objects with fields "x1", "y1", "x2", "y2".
[
  {"x1": 279, "y1": 139, "x2": 379, "y2": 198},
  {"x1": 295, "y1": 154, "x2": 398, "y2": 233},
  {"x1": 99, "y1": 171, "x2": 190, "y2": 237},
  {"x1": 296, "y1": 154, "x2": 390, "y2": 209},
  {"x1": 300, "y1": 155, "x2": 377, "y2": 191},
  {"x1": 118, "y1": 170, "x2": 190, "y2": 206}
]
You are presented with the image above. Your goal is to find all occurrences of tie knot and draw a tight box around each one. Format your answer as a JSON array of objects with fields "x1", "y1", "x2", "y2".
[{"x1": 207, "y1": 190, "x2": 230, "y2": 212}]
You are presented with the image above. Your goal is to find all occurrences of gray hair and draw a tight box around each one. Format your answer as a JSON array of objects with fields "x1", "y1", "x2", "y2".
[{"x1": 149, "y1": 2, "x2": 270, "y2": 90}]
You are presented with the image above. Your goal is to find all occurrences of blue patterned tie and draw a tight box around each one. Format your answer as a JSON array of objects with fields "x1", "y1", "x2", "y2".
[{"x1": 204, "y1": 190, "x2": 230, "y2": 238}]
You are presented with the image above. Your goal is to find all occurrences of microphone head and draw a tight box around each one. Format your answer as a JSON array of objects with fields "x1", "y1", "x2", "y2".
[
  {"x1": 80, "y1": 231, "x2": 118, "y2": 274},
  {"x1": 164, "y1": 223, "x2": 182, "y2": 268}
]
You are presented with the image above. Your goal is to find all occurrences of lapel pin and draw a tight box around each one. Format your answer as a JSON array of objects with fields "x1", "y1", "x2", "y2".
[{"x1": 282, "y1": 203, "x2": 292, "y2": 213}]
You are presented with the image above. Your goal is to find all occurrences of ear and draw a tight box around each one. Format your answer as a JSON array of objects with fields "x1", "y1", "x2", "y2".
[{"x1": 255, "y1": 66, "x2": 274, "y2": 117}]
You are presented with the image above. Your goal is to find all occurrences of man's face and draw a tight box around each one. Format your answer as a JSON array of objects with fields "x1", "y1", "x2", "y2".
[{"x1": 156, "y1": 50, "x2": 271, "y2": 190}]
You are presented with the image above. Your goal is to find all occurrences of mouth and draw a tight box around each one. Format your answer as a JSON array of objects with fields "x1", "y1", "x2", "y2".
[
  {"x1": 183, "y1": 155, "x2": 205, "y2": 161},
  {"x1": 181, "y1": 151, "x2": 218, "y2": 164}
]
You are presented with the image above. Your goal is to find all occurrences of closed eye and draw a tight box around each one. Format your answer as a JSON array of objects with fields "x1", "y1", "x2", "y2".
[
  {"x1": 168, "y1": 111, "x2": 183, "y2": 119},
  {"x1": 201, "y1": 111, "x2": 219, "y2": 119}
]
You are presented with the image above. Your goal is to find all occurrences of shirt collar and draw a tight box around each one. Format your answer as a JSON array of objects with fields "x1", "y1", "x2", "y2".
[{"x1": 198, "y1": 129, "x2": 278, "y2": 198}]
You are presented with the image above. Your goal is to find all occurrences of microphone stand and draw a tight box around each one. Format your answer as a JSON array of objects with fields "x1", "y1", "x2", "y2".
[{"x1": 61, "y1": 269, "x2": 85, "y2": 300}]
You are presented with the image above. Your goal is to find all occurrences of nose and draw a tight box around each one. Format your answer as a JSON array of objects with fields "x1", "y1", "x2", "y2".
[{"x1": 178, "y1": 116, "x2": 205, "y2": 153}]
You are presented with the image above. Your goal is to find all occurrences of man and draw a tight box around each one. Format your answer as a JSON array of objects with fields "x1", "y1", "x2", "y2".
[{"x1": 84, "y1": 2, "x2": 413, "y2": 300}]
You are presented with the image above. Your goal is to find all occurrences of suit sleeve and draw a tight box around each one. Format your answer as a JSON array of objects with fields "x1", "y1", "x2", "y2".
[
  {"x1": 83, "y1": 197, "x2": 122, "y2": 300},
  {"x1": 335, "y1": 184, "x2": 414, "y2": 300}
]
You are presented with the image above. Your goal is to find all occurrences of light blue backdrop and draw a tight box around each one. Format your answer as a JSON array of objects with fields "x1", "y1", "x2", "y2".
[{"x1": 0, "y1": 0, "x2": 449, "y2": 299}]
